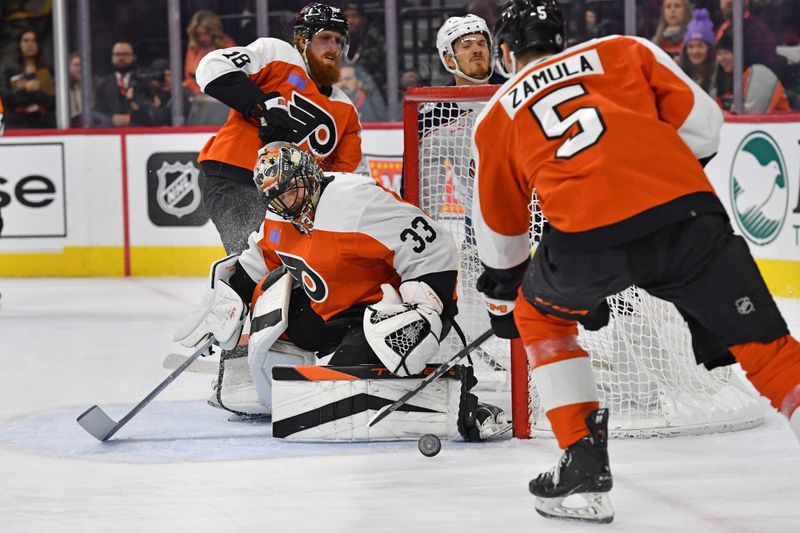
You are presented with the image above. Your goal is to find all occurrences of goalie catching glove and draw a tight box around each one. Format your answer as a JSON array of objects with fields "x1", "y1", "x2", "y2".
[
  {"x1": 364, "y1": 281, "x2": 444, "y2": 377},
  {"x1": 174, "y1": 255, "x2": 248, "y2": 350}
]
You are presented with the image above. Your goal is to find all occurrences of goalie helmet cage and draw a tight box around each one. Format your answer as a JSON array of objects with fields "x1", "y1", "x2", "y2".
[{"x1": 403, "y1": 85, "x2": 763, "y2": 439}]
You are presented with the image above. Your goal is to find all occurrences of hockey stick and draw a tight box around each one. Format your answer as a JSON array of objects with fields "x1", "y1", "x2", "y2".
[
  {"x1": 163, "y1": 352, "x2": 219, "y2": 374},
  {"x1": 367, "y1": 328, "x2": 494, "y2": 428},
  {"x1": 76, "y1": 334, "x2": 215, "y2": 441}
]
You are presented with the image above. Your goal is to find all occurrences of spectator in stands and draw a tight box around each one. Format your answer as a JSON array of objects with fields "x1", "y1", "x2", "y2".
[
  {"x1": 384, "y1": 70, "x2": 425, "y2": 122},
  {"x1": 68, "y1": 52, "x2": 82, "y2": 127},
  {"x1": 184, "y1": 10, "x2": 235, "y2": 95},
  {"x1": 680, "y1": 9, "x2": 718, "y2": 96},
  {"x1": 569, "y1": 2, "x2": 600, "y2": 45},
  {"x1": 401, "y1": 69, "x2": 424, "y2": 92},
  {"x1": 1, "y1": 27, "x2": 54, "y2": 129},
  {"x1": 94, "y1": 41, "x2": 138, "y2": 127},
  {"x1": 95, "y1": 41, "x2": 167, "y2": 127},
  {"x1": 0, "y1": 94, "x2": 4, "y2": 136},
  {"x1": 716, "y1": 28, "x2": 791, "y2": 113},
  {"x1": 336, "y1": 65, "x2": 387, "y2": 122},
  {"x1": 145, "y1": 58, "x2": 190, "y2": 126},
  {"x1": 343, "y1": 2, "x2": 388, "y2": 100},
  {"x1": 652, "y1": 0, "x2": 694, "y2": 61},
  {"x1": 715, "y1": 0, "x2": 786, "y2": 80},
  {"x1": 466, "y1": 0, "x2": 501, "y2": 29}
]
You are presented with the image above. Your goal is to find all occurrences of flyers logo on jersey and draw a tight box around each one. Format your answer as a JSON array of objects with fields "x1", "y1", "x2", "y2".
[
  {"x1": 287, "y1": 92, "x2": 338, "y2": 157},
  {"x1": 276, "y1": 251, "x2": 329, "y2": 303},
  {"x1": 500, "y1": 49, "x2": 604, "y2": 118}
]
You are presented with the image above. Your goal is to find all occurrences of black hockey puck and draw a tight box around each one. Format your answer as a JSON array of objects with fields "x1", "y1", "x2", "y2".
[{"x1": 418, "y1": 434, "x2": 441, "y2": 457}]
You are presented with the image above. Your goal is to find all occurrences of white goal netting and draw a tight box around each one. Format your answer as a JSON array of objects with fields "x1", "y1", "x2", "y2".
[{"x1": 405, "y1": 86, "x2": 763, "y2": 438}]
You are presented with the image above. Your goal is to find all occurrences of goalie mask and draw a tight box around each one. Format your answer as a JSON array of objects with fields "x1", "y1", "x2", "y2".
[
  {"x1": 493, "y1": 0, "x2": 565, "y2": 78},
  {"x1": 253, "y1": 142, "x2": 324, "y2": 234},
  {"x1": 436, "y1": 14, "x2": 493, "y2": 83}
]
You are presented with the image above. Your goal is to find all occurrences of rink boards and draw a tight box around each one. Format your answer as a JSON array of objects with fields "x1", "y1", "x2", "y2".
[{"x1": 0, "y1": 119, "x2": 798, "y2": 296}]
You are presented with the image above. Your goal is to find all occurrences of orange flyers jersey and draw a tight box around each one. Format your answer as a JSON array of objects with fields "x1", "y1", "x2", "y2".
[
  {"x1": 238, "y1": 172, "x2": 459, "y2": 320},
  {"x1": 472, "y1": 35, "x2": 723, "y2": 269},
  {"x1": 196, "y1": 37, "x2": 362, "y2": 172}
]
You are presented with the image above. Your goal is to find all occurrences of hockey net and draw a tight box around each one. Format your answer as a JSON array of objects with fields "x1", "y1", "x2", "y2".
[{"x1": 404, "y1": 86, "x2": 763, "y2": 439}]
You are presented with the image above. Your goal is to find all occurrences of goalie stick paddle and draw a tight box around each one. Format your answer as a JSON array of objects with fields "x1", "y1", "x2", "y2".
[
  {"x1": 76, "y1": 334, "x2": 215, "y2": 441},
  {"x1": 367, "y1": 328, "x2": 494, "y2": 428}
]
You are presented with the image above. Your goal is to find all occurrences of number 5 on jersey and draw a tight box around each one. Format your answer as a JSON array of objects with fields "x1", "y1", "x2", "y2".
[{"x1": 530, "y1": 83, "x2": 606, "y2": 159}]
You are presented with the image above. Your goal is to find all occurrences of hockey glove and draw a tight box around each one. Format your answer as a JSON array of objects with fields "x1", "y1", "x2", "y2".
[
  {"x1": 251, "y1": 92, "x2": 295, "y2": 145},
  {"x1": 173, "y1": 255, "x2": 248, "y2": 350},
  {"x1": 363, "y1": 282, "x2": 444, "y2": 377},
  {"x1": 476, "y1": 262, "x2": 527, "y2": 340}
]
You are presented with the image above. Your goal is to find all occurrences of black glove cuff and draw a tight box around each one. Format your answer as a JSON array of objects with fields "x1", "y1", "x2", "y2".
[{"x1": 489, "y1": 312, "x2": 520, "y2": 340}]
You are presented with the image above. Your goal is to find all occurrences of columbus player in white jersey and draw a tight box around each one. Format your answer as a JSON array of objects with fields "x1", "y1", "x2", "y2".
[{"x1": 175, "y1": 142, "x2": 506, "y2": 440}]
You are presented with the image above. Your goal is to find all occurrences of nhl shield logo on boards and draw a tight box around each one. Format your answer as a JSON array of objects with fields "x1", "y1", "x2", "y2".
[
  {"x1": 146, "y1": 152, "x2": 210, "y2": 227},
  {"x1": 156, "y1": 161, "x2": 201, "y2": 218}
]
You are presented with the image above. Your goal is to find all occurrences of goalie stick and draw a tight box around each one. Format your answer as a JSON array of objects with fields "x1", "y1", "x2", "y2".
[
  {"x1": 367, "y1": 328, "x2": 493, "y2": 427},
  {"x1": 76, "y1": 334, "x2": 215, "y2": 441},
  {"x1": 163, "y1": 352, "x2": 219, "y2": 374}
]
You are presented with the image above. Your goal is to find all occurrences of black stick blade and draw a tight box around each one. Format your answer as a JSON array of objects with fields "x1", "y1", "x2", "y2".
[{"x1": 77, "y1": 405, "x2": 117, "y2": 441}]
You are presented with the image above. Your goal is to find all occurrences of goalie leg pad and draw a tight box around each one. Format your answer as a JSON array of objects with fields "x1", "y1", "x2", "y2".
[
  {"x1": 271, "y1": 365, "x2": 461, "y2": 440},
  {"x1": 211, "y1": 343, "x2": 315, "y2": 416},
  {"x1": 249, "y1": 266, "x2": 297, "y2": 409}
]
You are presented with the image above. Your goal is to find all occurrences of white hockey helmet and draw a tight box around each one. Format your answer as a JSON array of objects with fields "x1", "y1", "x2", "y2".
[{"x1": 436, "y1": 14, "x2": 493, "y2": 83}]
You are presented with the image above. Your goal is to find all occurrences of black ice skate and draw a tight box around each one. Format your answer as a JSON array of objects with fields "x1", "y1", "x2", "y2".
[
  {"x1": 529, "y1": 408, "x2": 614, "y2": 524},
  {"x1": 475, "y1": 403, "x2": 512, "y2": 440}
]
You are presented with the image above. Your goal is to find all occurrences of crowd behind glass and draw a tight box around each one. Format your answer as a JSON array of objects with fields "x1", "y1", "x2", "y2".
[{"x1": 0, "y1": 0, "x2": 797, "y2": 131}]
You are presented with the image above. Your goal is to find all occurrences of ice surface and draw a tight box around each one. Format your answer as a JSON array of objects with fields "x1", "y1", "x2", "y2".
[{"x1": 1, "y1": 278, "x2": 798, "y2": 532}]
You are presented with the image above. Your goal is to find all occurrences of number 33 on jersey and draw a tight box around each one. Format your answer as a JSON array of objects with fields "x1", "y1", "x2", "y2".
[{"x1": 472, "y1": 35, "x2": 722, "y2": 263}]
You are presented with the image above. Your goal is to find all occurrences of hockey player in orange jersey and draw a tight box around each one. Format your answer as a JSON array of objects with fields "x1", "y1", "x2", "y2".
[
  {"x1": 196, "y1": 2, "x2": 362, "y2": 257},
  {"x1": 175, "y1": 142, "x2": 507, "y2": 441},
  {"x1": 472, "y1": 0, "x2": 800, "y2": 523}
]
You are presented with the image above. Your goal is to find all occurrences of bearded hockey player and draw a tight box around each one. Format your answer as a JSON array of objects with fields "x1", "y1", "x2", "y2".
[
  {"x1": 196, "y1": 2, "x2": 362, "y2": 256},
  {"x1": 175, "y1": 142, "x2": 507, "y2": 441},
  {"x1": 472, "y1": 0, "x2": 800, "y2": 524}
]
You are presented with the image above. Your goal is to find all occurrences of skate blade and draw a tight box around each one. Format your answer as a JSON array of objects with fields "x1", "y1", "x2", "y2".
[{"x1": 534, "y1": 492, "x2": 614, "y2": 524}]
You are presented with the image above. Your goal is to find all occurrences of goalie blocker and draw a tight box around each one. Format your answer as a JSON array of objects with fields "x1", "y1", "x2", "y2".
[{"x1": 271, "y1": 364, "x2": 508, "y2": 441}]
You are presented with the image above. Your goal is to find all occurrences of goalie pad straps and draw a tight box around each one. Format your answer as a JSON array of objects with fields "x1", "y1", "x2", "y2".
[
  {"x1": 248, "y1": 266, "x2": 303, "y2": 409},
  {"x1": 363, "y1": 282, "x2": 444, "y2": 377}
]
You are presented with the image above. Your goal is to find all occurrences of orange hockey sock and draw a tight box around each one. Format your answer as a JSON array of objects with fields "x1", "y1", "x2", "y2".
[{"x1": 730, "y1": 335, "x2": 800, "y2": 417}]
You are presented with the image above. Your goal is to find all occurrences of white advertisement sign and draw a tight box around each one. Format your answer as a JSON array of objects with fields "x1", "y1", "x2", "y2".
[
  {"x1": 706, "y1": 122, "x2": 800, "y2": 260},
  {"x1": 0, "y1": 143, "x2": 66, "y2": 238}
]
